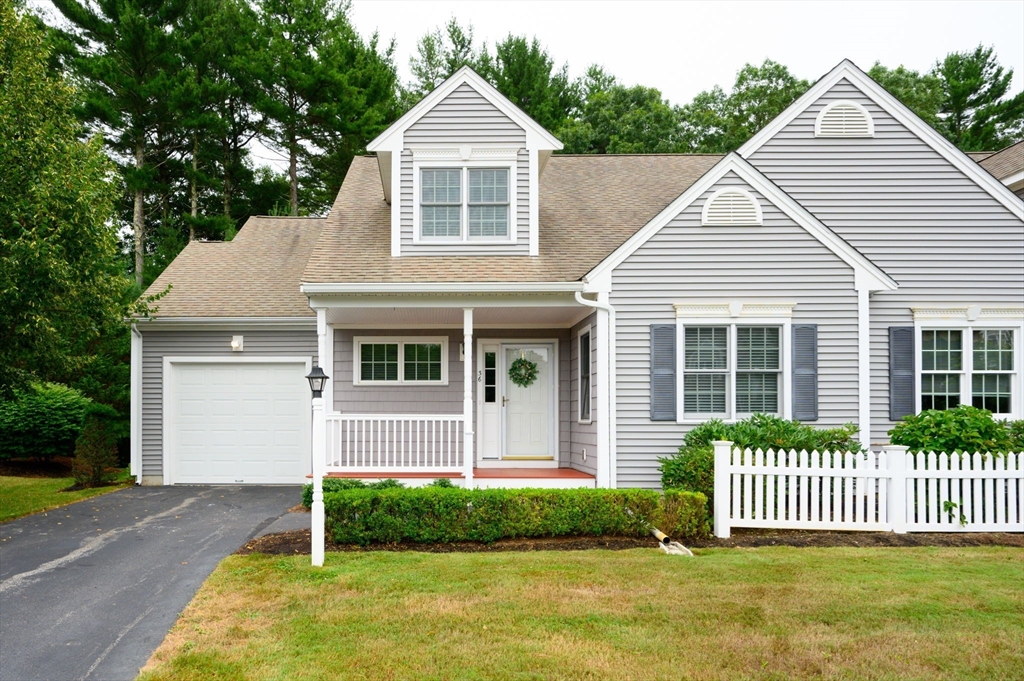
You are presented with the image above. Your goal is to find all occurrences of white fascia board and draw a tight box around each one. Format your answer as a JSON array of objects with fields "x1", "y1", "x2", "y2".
[
  {"x1": 738, "y1": 59, "x2": 1024, "y2": 221},
  {"x1": 135, "y1": 317, "x2": 316, "y2": 330},
  {"x1": 301, "y1": 281, "x2": 585, "y2": 295},
  {"x1": 367, "y1": 67, "x2": 562, "y2": 153},
  {"x1": 1001, "y1": 170, "x2": 1023, "y2": 187},
  {"x1": 585, "y1": 154, "x2": 897, "y2": 292}
]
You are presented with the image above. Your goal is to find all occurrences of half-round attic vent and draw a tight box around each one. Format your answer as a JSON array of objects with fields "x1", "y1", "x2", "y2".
[
  {"x1": 815, "y1": 100, "x2": 874, "y2": 137},
  {"x1": 701, "y1": 188, "x2": 763, "y2": 226}
]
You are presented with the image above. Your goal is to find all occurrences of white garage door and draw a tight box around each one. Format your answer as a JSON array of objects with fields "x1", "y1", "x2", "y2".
[{"x1": 167, "y1": 361, "x2": 309, "y2": 484}]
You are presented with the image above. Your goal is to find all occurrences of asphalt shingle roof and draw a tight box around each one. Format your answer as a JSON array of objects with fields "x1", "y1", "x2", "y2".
[
  {"x1": 978, "y1": 140, "x2": 1024, "y2": 181},
  {"x1": 302, "y1": 154, "x2": 722, "y2": 284},
  {"x1": 144, "y1": 216, "x2": 323, "y2": 318}
]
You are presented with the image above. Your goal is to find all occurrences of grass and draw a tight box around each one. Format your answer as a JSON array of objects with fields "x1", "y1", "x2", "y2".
[
  {"x1": 0, "y1": 473, "x2": 129, "y2": 523},
  {"x1": 139, "y1": 546, "x2": 1024, "y2": 681}
]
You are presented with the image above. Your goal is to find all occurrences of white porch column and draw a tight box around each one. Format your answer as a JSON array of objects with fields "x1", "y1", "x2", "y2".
[
  {"x1": 857, "y1": 287, "x2": 871, "y2": 450},
  {"x1": 312, "y1": 308, "x2": 328, "y2": 567},
  {"x1": 595, "y1": 300, "x2": 611, "y2": 488},
  {"x1": 463, "y1": 308, "x2": 474, "y2": 489}
]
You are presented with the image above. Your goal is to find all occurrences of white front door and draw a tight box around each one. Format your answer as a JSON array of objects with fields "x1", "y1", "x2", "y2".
[{"x1": 502, "y1": 344, "x2": 555, "y2": 459}]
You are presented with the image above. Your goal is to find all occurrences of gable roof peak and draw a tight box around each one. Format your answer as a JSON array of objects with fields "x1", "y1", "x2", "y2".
[{"x1": 367, "y1": 66, "x2": 562, "y2": 153}]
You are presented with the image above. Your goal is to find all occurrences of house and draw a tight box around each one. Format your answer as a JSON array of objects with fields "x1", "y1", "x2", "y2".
[{"x1": 131, "y1": 60, "x2": 1024, "y2": 490}]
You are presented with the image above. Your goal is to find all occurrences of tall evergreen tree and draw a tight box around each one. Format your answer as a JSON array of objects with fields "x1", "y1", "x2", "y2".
[
  {"x1": 50, "y1": 0, "x2": 187, "y2": 287},
  {"x1": 868, "y1": 62, "x2": 944, "y2": 130},
  {"x1": 934, "y1": 45, "x2": 1024, "y2": 150}
]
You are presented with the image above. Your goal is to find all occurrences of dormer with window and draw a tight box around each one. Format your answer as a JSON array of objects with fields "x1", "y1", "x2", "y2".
[{"x1": 367, "y1": 68, "x2": 562, "y2": 257}]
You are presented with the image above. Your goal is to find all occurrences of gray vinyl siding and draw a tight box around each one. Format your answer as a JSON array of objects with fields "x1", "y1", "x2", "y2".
[
  {"x1": 610, "y1": 172, "x2": 860, "y2": 489},
  {"x1": 333, "y1": 328, "x2": 571, "y2": 465},
  {"x1": 400, "y1": 83, "x2": 530, "y2": 256},
  {"x1": 139, "y1": 328, "x2": 318, "y2": 479},
  {"x1": 748, "y1": 78, "x2": 1024, "y2": 444},
  {"x1": 570, "y1": 313, "x2": 598, "y2": 474}
]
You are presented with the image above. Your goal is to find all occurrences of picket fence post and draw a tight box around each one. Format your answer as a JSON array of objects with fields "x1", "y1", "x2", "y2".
[
  {"x1": 884, "y1": 445, "x2": 909, "y2": 534},
  {"x1": 713, "y1": 440, "x2": 734, "y2": 538}
]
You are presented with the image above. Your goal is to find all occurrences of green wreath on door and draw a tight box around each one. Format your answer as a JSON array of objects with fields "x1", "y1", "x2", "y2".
[{"x1": 508, "y1": 355, "x2": 539, "y2": 388}]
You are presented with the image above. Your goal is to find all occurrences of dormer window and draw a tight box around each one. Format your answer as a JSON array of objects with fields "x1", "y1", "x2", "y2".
[{"x1": 414, "y1": 158, "x2": 516, "y2": 243}]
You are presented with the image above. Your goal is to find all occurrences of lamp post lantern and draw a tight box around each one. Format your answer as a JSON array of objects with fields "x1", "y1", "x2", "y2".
[{"x1": 306, "y1": 365, "x2": 328, "y2": 566}]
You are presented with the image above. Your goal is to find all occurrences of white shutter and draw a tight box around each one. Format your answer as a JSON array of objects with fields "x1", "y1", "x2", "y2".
[
  {"x1": 815, "y1": 100, "x2": 874, "y2": 137},
  {"x1": 701, "y1": 188, "x2": 763, "y2": 226}
]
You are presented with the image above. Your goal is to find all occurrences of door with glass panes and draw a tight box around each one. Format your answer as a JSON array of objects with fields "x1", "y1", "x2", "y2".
[{"x1": 477, "y1": 342, "x2": 556, "y2": 461}]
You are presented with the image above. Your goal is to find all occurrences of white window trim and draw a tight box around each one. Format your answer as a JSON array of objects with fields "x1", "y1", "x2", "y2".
[
  {"x1": 411, "y1": 147, "x2": 518, "y2": 245},
  {"x1": 352, "y1": 336, "x2": 449, "y2": 386},
  {"x1": 700, "y1": 187, "x2": 763, "y2": 226},
  {"x1": 912, "y1": 307, "x2": 1024, "y2": 419},
  {"x1": 675, "y1": 303, "x2": 795, "y2": 424},
  {"x1": 814, "y1": 99, "x2": 875, "y2": 138},
  {"x1": 578, "y1": 324, "x2": 592, "y2": 424}
]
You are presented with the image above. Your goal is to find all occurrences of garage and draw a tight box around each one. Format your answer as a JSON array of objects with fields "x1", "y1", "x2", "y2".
[{"x1": 163, "y1": 358, "x2": 311, "y2": 484}]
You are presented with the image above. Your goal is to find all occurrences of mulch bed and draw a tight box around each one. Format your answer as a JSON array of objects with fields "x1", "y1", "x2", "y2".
[
  {"x1": 238, "y1": 528, "x2": 1024, "y2": 556},
  {"x1": 0, "y1": 457, "x2": 74, "y2": 478}
]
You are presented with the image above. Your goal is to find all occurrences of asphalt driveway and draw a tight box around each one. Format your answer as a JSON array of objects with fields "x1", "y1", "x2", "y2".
[{"x1": 0, "y1": 485, "x2": 300, "y2": 681}]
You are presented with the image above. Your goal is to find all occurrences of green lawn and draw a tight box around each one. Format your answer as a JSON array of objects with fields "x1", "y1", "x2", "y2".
[
  {"x1": 0, "y1": 474, "x2": 128, "y2": 523},
  {"x1": 139, "y1": 546, "x2": 1024, "y2": 681}
]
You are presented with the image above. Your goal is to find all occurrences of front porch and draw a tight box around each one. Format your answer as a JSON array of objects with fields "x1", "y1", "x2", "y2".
[{"x1": 306, "y1": 287, "x2": 613, "y2": 490}]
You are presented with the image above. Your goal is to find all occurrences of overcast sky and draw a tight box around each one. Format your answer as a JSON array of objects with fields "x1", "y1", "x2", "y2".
[{"x1": 351, "y1": 0, "x2": 1024, "y2": 105}]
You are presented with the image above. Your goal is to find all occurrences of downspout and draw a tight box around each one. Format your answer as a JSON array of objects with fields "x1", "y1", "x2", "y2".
[
  {"x1": 575, "y1": 291, "x2": 617, "y2": 488},
  {"x1": 130, "y1": 324, "x2": 143, "y2": 484}
]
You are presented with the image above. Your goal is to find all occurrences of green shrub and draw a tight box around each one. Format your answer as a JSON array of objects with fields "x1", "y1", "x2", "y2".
[
  {"x1": 322, "y1": 487, "x2": 690, "y2": 545},
  {"x1": 659, "y1": 414, "x2": 863, "y2": 507},
  {"x1": 889, "y1": 405, "x2": 1022, "y2": 455},
  {"x1": 661, "y1": 490, "x2": 710, "y2": 540},
  {"x1": 0, "y1": 383, "x2": 91, "y2": 460},
  {"x1": 301, "y1": 477, "x2": 404, "y2": 507},
  {"x1": 71, "y1": 404, "x2": 120, "y2": 487},
  {"x1": 426, "y1": 477, "x2": 456, "y2": 488}
]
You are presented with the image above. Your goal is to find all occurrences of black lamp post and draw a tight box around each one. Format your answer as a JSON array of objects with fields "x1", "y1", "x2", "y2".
[{"x1": 305, "y1": 365, "x2": 328, "y2": 398}]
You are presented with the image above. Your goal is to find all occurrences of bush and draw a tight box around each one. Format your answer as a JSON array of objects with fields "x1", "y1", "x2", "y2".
[
  {"x1": 71, "y1": 404, "x2": 120, "y2": 487},
  {"x1": 889, "y1": 405, "x2": 1023, "y2": 455},
  {"x1": 301, "y1": 477, "x2": 404, "y2": 507},
  {"x1": 0, "y1": 383, "x2": 91, "y2": 460},
  {"x1": 660, "y1": 414, "x2": 863, "y2": 507},
  {"x1": 320, "y1": 487, "x2": 711, "y2": 545}
]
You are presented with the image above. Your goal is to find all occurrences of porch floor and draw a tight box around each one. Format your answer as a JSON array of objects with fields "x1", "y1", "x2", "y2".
[{"x1": 322, "y1": 468, "x2": 595, "y2": 480}]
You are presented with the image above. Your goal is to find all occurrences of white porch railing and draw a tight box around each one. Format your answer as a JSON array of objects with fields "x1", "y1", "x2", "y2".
[
  {"x1": 325, "y1": 414, "x2": 464, "y2": 472},
  {"x1": 713, "y1": 442, "x2": 1024, "y2": 537}
]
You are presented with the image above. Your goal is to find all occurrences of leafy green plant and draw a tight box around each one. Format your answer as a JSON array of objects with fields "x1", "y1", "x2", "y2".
[
  {"x1": 426, "y1": 477, "x2": 456, "y2": 488},
  {"x1": 321, "y1": 487, "x2": 708, "y2": 545},
  {"x1": 71, "y1": 404, "x2": 120, "y2": 487},
  {"x1": 0, "y1": 383, "x2": 92, "y2": 460},
  {"x1": 659, "y1": 414, "x2": 862, "y2": 506},
  {"x1": 889, "y1": 406, "x2": 1021, "y2": 455},
  {"x1": 942, "y1": 500, "x2": 968, "y2": 527},
  {"x1": 301, "y1": 478, "x2": 404, "y2": 507}
]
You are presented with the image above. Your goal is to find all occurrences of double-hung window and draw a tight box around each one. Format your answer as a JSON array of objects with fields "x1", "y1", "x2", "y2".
[
  {"x1": 418, "y1": 166, "x2": 511, "y2": 241},
  {"x1": 680, "y1": 324, "x2": 785, "y2": 420},
  {"x1": 354, "y1": 337, "x2": 448, "y2": 385},
  {"x1": 920, "y1": 327, "x2": 1017, "y2": 416}
]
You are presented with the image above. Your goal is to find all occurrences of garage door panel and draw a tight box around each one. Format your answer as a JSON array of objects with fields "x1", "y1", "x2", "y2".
[{"x1": 169, "y1": 361, "x2": 309, "y2": 484}]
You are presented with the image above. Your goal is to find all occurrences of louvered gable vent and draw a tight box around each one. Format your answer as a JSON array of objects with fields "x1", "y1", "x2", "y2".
[
  {"x1": 701, "y1": 188, "x2": 763, "y2": 226},
  {"x1": 815, "y1": 100, "x2": 874, "y2": 137}
]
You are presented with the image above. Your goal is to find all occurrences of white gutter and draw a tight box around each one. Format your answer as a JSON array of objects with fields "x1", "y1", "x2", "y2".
[
  {"x1": 301, "y1": 282, "x2": 586, "y2": 295},
  {"x1": 575, "y1": 291, "x2": 617, "y2": 488},
  {"x1": 857, "y1": 287, "x2": 871, "y2": 450},
  {"x1": 134, "y1": 317, "x2": 315, "y2": 329}
]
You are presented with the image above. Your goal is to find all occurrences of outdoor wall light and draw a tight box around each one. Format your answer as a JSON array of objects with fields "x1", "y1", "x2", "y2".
[
  {"x1": 230, "y1": 335, "x2": 243, "y2": 352},
  {"x1": 305, "y1": 365, "x2": 329, "y2": 398}
]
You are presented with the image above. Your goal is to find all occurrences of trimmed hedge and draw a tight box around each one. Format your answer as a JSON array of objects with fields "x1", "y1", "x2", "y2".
[
  {"x1": 0, "y1": 383, "x2": 91, "y2": 460},
  {"x1": 301, "y1": 478, "x2": 405, "y2": 507},
  {"x1": 320, "y1": 487, "x2": 709, "y2": 545}
]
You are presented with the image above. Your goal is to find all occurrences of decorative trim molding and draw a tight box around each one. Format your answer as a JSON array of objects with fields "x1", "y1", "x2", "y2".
[
  {"x1": 410, "y1": 146, "x2": 520, "y2": 161},
  {"x1": 674, "y1": 302, "x2": 797, "y2": 319},
  {"x1": 911, "y1": 306, "x2": 1024, "y2": 323}
]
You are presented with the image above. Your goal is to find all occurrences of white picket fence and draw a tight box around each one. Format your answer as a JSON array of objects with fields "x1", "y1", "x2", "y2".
[{"x1": 712, "y1": 441, "x2": 1024, "y2": 537}]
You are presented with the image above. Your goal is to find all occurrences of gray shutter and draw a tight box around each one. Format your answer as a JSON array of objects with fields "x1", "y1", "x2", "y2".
[
  {"x1": 792, "y1": 324, "x2": 818, "y2": 421},
  {"x1": 650, "y1": 324, "x2": 676, "y2": 421},
  {"x1": 889, "y1": 326, "x2": 915, "y2": 421}
]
